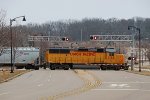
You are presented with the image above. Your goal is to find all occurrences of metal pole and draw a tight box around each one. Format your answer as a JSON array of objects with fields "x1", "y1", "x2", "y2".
[
  {"x1": 10, "y1": 19, "x2": 13, "y2": 73},
  {"x1": 9, "y1": 16, "x2": 26, "y2": 73},
  {"x1": 142, "y1": 50, "x2": 143, "y2": 66},
  {"x1": 138, "y1": 29, "x2": 141, "y2": 72},
  {"x1": 81, "y1": 29, "x2": 82, "y2": 42},
  {"x1": 131, "y1": 33, "x2": 134, "y2": 71}
]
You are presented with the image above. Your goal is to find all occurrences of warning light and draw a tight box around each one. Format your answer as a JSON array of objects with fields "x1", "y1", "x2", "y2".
[
  {"x1": 90, "y1": 35, "x2": 97, "y2": 40},
  {"x1": 62, "y1": 37, "x2": 69, "y2": 41},
  {"x1": 94, "y1": 36, "x2": 97, "y2": 40},
  {"x1": 66, "y1": 38, "x2": 69, "y2": 41},
  {"x1": 90, "y1": 36, "x2": 93, "y2": 40}
]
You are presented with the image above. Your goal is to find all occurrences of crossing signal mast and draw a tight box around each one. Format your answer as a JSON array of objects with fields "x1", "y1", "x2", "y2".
[
  {"x1": 89, "y1": 35, "x2": 132, "y2": 41},
  {"x1": 28, "y1": 36, "x2": 69, "y2": 42}
]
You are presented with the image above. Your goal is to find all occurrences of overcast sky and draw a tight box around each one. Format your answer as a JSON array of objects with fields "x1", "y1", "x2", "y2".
[{"x1": 0, "y1": 0, "x2": 150, "y2": 24}]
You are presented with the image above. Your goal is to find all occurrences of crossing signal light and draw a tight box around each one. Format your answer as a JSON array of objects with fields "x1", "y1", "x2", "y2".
[
  {"x1": 66, "y1": 38, "x2": 69, "y2": 41},
  {"x1": 90, "y1": 36, "x2": 93, "y2": 40},
  {"x1": 128, "y1": 57, "x2": 136, "y2": 60},
  {"x1": 94, "y1": 36, "x2": 97, "y2": 40},
  {"x1": 90, "y1": 36, "x2": 97, "y2": 40},
  {"x1": 62, "y1": 37, "x2": 65, "y2": 41},
  {"x1": 62, "y1": 37, "x2": 69, "y2": 41}
]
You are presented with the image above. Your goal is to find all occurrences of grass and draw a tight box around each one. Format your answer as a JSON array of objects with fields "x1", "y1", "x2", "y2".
[
  {"x1": 134, "y1": 65, "x2": 150, "y2": 69},
  {"x1": 0, "y1": 70, "x2": 29, "y2": 83},
  {"x1": 141, "y1": 65, "x2": 150, "y2": 69},
  {"x1": 127, "y1": 70, "x2": 150, "y2": 76}
]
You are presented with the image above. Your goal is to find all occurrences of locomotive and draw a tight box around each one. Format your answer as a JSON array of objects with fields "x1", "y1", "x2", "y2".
[{"x1": 44, "y1": 47, "x2": 129, "y2": 70}]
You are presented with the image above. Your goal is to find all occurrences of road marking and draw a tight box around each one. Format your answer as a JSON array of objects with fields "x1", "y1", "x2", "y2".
[
  {"x1": 142, "y1": 90, "x2": 150, "y2": 92},
  {"x1": 0, "y1": 92, "x2": 8, "y2": 96},
  {"x1": 103, "y1": 82, "x2": 150, "y2": 83},
  {"x1": 38, "y1": 84, "x2": 43, "y2": 87},
  {"x1": 47, "y1": 74, "x2": 51, "y2": 82},
  {"x1": 93, "y1": 89, "x2": 139, "y2": 91},
  {"x1": 26, "y1": 74, "x2": 32, "y2": 78},
  {"x1": 110, "y1": 84, "x2": 130, "y2": 88},
  {"x1": 40, "y1": 70, "x2": 102, "y2": 100},
  {"x1": 93, "y1": 89, "x2": 150, "y2": 92}
]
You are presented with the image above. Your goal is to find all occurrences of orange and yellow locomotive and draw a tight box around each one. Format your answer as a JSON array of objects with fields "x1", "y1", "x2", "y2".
[{"x1": 44, "y1": 47, "x2": 128, "y2": 70}]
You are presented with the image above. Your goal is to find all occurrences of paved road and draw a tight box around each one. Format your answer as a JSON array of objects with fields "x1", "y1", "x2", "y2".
[
  {"x1": 0, "y1": 68, "x2": 150, "y2": 100},
  {"x1": 65, "y1": 70, "x2": 150, "y2": 100},
  {"x1": 0, "y1": 69, "x2": 83, "y2": 100}
]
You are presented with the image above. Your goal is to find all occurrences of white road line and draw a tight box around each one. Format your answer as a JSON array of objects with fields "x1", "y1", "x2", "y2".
[
  {"x1": 103, "y1": 82, "x2": 150, "y2": 83},
  {"x1": 37, "y1": 84, "x2": 43, "y2": 87},
  {"x1": 142, "y1": 90, "x2": 150, "y2": 92},
  {"x1": 109, "y1": 84, "x2": 130, "y2": 88},
  {"x1": 0, "y1": 92, "x2": 8, "y2": 96},
  {"x1": 92, "y1": 89, "x2": 140, "y2": 91},
  {"x1": 47, "y1": 74, "x2": 51, "y2": 82}
]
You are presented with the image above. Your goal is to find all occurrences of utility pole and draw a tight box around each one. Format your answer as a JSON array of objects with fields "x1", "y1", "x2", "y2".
[
  {"x1": 128, "y1": 26, "x2": 141, "y2": 72},
  {"x1": 138, "y1": 28, "x2": 141, "y2": 72}
]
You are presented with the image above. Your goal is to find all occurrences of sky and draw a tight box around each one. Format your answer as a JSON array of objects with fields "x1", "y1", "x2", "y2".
[{"x1": 0, "y1": 0, "x2": 150, "y2": 25}]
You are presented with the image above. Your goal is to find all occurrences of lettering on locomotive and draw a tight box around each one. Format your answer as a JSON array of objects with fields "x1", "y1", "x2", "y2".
[{"x1": 70, "y1": 52, "x2": 96, "y2": 56}]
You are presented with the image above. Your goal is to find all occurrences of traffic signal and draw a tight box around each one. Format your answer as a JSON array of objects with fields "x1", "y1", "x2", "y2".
[
  {"x1": 90, "y1": 35, "x2": 97, "y2": 40},
  {"x1": 62, "y1": 37, "x2": 69, "y2": 41}
]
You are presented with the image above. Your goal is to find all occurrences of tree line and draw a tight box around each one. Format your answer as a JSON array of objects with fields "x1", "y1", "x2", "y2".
[
  {"x1": 1, "y1": 12, "x2": 150, "y2": 47},
  {"x1": 0, "y1": 10, "x2": 150, "y2": 47},
  {"x1": 0, "y1": 10, "x2": 150, "y2": 63}
]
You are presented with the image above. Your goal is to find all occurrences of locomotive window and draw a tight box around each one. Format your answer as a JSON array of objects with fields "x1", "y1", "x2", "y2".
[
  {"x1": 49, "y1": 49, "x2": 70, "y2": 53},
  {"x1": 109, "y1": 52, "x2": 114, "y2": 56},
  {"x1": 49, "y1": 49, "x2": 59, "y2": 53},
  {"x1": 59, "y1": 49, "x2": 70, "y2": 53},
  {"x1": 97, "y1": 48, "x2": 105, "y2": 52},
  {"x1": 78, "y1": 48, "x2": 88, "y2": 51}
]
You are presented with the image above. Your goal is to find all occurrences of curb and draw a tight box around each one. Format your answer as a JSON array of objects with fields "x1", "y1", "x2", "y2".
[{"x1": 0, "y1": 70, "x2": 31, "y2": 83}]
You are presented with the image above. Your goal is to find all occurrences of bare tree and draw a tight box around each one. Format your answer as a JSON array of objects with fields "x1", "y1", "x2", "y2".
[
  {"x1": 0, "y1": 9, "x2": 9, "y2": 51},
  {"x1": 147, "y1": 49, "x2": 150, "y2": 64}
]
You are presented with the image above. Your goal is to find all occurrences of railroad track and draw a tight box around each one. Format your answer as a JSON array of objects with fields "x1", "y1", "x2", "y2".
[{"x1": 39, "y1": 70, "x2": 101, "y2": 100}]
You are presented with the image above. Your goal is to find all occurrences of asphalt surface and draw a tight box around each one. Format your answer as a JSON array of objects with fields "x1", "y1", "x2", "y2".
[{"x1": 0, "y1": 67, "x2": 150, "y2": 100}]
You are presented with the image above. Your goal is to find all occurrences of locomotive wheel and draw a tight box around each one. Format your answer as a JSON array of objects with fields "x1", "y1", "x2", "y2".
[
  {"x1": 101, "y1": 66, "x2": 107, "y2": 70},
  {"x1": 50, "y1": 65, "x2": 56, "y2": 70},
  {"x1": 64, "y1": 68, "x2": 69, "y2": 70},
  {"x1": 50, "y1": 67, "x2": 55, "y2": 70},
  {"x1": 114, "y1": 66, "x2": 120, "y2": 70},
  {"x1": 64, "y1": 65, "x2": 70, "y2": 70}
]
